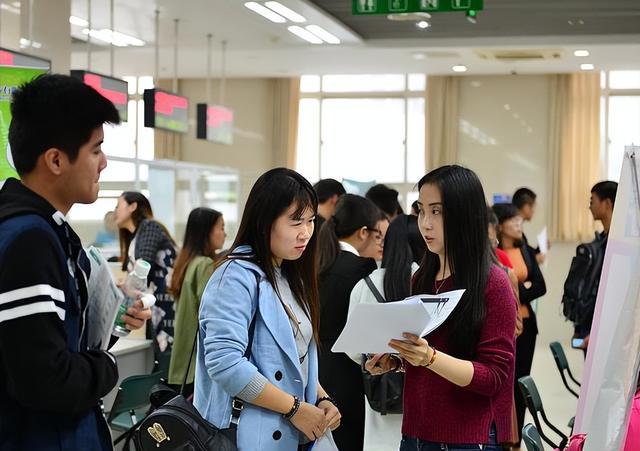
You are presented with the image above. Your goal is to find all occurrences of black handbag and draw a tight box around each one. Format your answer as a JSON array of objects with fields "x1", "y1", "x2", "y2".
[
  {"x1": 135, "y1": 271, "x2": 261, "y2": 450},
  {"x1": 361, "y1": 276, "x2": 404, "y2": 415}
]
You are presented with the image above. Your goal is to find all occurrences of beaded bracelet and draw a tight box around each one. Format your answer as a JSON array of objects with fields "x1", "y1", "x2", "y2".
[{"x1": 283, "y1": 395, "x2": 301, "y2": 420}]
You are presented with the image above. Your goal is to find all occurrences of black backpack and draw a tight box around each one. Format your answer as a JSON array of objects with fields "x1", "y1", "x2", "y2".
[
  {"x1": 360, "y1": 276, "x2": 404, "y2": 415},
  {"x1": 561, "y1": 233, "x2": 608, "y2": 327},
  {"x1": 134, "y1": 269, "x2": 261, "y2": 451}
]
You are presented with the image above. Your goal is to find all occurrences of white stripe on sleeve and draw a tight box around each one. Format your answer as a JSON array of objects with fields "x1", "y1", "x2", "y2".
[
  {"x1": 0, "y1": 284, "x2": 65, "y2": 306},
  {"x1": 0, "y1": 301, "x2": 65, "y2": 323}
]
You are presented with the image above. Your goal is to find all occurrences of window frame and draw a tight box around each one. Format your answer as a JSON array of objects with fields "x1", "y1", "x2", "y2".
[
  {"x1": 298, "y1": 74, "x2": 426, "y2": 184},
  {"x1": 601, "y1": 71, "x2": 640, "y2": 181}
]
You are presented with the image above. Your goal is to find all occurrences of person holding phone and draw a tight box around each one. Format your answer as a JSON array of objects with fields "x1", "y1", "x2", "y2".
[{"x1": 365, "y1": 165, "x2": 517, "y2": 451}]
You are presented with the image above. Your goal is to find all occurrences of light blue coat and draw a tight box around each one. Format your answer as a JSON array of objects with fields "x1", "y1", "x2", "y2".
[{"x1": 194, "y1": 246, "x2": 318, "y2": 451}]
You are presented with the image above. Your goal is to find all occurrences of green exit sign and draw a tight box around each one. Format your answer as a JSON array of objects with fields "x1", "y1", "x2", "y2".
[{"x1": 353, "y1": 0, "x2": 483, "y2": 15}]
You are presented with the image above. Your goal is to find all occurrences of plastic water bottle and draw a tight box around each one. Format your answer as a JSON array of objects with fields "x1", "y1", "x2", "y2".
[{"x1": 113, "y1": 259, "x2": 152, "y2": 337}]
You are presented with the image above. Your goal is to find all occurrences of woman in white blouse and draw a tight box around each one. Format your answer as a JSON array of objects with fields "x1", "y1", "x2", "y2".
[{"x1": 348, "y1": 214, "x2": 427, "y2": 451}]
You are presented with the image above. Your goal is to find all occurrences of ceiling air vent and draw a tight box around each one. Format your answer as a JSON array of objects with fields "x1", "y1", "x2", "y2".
[{"x1": 474, "y1": 49, "x2": 563, "y2": 61}]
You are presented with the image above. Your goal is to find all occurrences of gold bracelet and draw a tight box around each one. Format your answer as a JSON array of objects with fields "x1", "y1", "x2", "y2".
[{"x1": 424, "y1": 347, "x2": 437, "y2": 368}]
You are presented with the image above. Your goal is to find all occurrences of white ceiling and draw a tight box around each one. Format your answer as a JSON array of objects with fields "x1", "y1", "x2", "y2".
[{"x1": 67, "y1": 0, "x2": 640, "y2": 78}]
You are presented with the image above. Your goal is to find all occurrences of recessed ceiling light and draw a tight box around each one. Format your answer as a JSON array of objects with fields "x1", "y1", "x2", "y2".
[
  {"x1": 288, "y1": 26, "x2": 323, "y2": 44},
  {"x1": 574, "y1": 49, "x2": 590, "y2": 57},
  {"x1": 305, "y1": 25, "x2": 340, "y2": 44},
  {"x1": 412, "y1": 52, "x2": 426, "y2": 60},
  {"x1": 387, "y1": 12, "x2": 431, "y2": 21},
  {"x1": 452, "y1": 65, "x2": 467, "y2": 73},
  {"x1": 581, "y1": 63, "x2": 595, "y2": 71},
  {"x1": 244, "y1": 2, "x2": 286, "y2": 23},
  {"x1": 416, "y1": 20, "x2": 430, "y2": 29},
  {"x1": 264, "y1": 1, "x2": 306, "y2": 23},
  {"x1": 504, "y1": 104, "x2": 511, "y2": 111}
]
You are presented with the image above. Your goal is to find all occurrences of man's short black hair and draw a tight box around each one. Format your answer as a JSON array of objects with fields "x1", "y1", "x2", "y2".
[
  {"x1": 591, "y1": 181, "x2": 618, "y2": 207},
  {"x1": 512, "y1": 187, "x2": 537, "y2": 209},
  {"x1": 313, "y1": 178, "x2": 346, "y2": 204},
  {"x1": 366, "y1": 184, "x2": 402, "y2": 217},
  {"x1": 9, "y1": 73, "x2": 120, "y2": 175}
]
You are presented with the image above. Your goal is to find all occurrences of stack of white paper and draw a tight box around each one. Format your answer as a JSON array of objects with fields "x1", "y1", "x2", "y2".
[
  {"x1": 85, "y1": 246, "x2": 125, "y2": 350},
  {"x1": 331, "y1": 289, "x2": 465, "y2": 355}
]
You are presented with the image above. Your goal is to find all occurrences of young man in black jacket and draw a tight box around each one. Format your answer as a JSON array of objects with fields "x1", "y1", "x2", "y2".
[{"x1": 0, "y1": 74, "x2": 151, "y2": 450}]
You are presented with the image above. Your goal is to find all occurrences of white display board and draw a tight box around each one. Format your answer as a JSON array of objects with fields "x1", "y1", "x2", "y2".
[{"x1": 575, "y1": 147, "x2": 640, "y2": 450}]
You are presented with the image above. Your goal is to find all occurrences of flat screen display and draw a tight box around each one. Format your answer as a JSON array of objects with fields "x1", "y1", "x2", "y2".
[
  {"x1": 196, "y1": 103, "x2": 233, "y2": 144},
  {"x1": 71, "y1": 70, "x2": 128, "y2": 122},
  {"x1": 143, "y1": 88, "x2": 189, "y2": 134},
  {"x1": 0, "y1": 47, "x2": 50, "y2": 70}
]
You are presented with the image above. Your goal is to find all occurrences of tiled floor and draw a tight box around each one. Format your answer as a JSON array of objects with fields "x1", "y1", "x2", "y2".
[{"x1": 527, "y1": 241, "x2": 584, "y2": 450}]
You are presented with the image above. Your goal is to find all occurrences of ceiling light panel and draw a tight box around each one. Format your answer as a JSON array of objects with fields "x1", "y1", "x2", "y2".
[
  {"x1": 264, "y1": 1, "x2": 306, "y2": 23},
  {"x1": 244, "y1": 2, "x2": 286, "y2": 23},
  {"x1": 288, "y1": 26, "x2": 323, "y2": 44},
  {"x1": 305, "y1": 25, "x2": 340, "y2": 44}
]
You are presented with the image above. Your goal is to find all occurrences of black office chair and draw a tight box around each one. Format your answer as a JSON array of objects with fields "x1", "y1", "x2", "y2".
[
  {"x1": 522, "y1": 423, "x2": 545, "y2": 451},
  {"x1": 549, "y1": 341, "x2": 581, "y2": 398},
  {"x1": 518, "y1": 375, "x2": 568, "y2": 450}
]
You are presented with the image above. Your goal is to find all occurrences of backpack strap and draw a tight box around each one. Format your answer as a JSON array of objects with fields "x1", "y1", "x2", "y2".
[
  {"x1": 364, "y1": 276, "x2": 386, "y2": 303},
  {"x1": 181, "y1": 269, "x2": 261, "y2": 427}
]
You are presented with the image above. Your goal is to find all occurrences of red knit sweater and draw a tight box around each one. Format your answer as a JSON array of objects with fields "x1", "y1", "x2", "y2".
[{"x1": 402, "y1": 265, "x2": 517, "y2": 444}]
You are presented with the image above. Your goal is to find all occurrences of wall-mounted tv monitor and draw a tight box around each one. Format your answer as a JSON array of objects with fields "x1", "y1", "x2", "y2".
[
  {"x1": 196, "y1": 103, "x2": 233, "y2": 145},
  {"x1": 143, "y1": 88, "x2": 189, "y2": 133},
  {"x1": 0, "y1": 47, "x2": 50, "y2": 70},
  {"x1": 71, "y1": 70, "x2": 129, "y2": 122}
]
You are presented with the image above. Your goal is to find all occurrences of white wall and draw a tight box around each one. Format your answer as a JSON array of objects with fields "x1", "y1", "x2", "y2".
[
  {"x1": 178, "y1": 78, "x2": 277, "y2": 210},
  {"x1": 458, "y1": 75, "x2": 551, "y2": 242}
]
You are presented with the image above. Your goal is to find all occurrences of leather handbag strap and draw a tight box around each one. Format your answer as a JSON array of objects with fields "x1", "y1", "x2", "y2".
[{"x1": 364, "y1": 276, "x2": 386, "y2": 303}]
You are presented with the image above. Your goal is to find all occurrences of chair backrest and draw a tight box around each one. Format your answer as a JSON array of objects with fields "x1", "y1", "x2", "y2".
[
  {"x1": 522, "y1": 423, "x2": 545, "y2": 451},
  {"x1": 107, "y1": 371, "x2": 163, "y2": 423},
  {"x1": 518, "y1": 375, "x2": 569, "y2": 449},
  {"x1": 549, "y1": 341, "x2": 581, "y2": 398},
  {"x1": 550, "y1": 341, "x2": 569, "y2": 371},
  {"x1": 519, "y1": 375, "x2": 544, "y2": 412}
]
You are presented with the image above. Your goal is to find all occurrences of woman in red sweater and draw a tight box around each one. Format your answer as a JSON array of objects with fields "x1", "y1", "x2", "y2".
[{"x1": 366, "y1": 165, "x2": 517, "y2": 450}]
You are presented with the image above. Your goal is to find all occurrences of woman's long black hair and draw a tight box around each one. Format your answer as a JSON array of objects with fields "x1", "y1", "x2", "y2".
[
  {"x1": 317, "y1": 194, "x2": 380, "y2": 274},
  {"x1": 381, "y1": 214, "x2": 426, "y2": 301},
  {"x1": 492, "y1": 203, "x2": 524, "y2": 249},
  {"x1": 412, "y1": 165, "x2": 491, "y2": 359},
  {"x1": 171, "y1": 207, "x2": 223, "y2": 299},
  {"x1": 118, "y1": 191, "x2": 176, "y2": 270},
  {"x1": 224, "y1": 168, "x2": 320, "y2": 342}
]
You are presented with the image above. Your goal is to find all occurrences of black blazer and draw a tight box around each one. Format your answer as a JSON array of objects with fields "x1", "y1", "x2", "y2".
[
  {"x1": 318, "y1": 251, "x2": 377, "y2": 345},
  {"x1": 318, "y1": 250, "x2": 376, "y2": 451},
  {"x1": 519, "y1": 244, "x2": 547, "y2": 334}
]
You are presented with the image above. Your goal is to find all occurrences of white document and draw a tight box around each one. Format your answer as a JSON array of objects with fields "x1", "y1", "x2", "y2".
[
  {"x1": 85, "y1": 246, "x2": 125, "y2": 350},
  {"x1": 536, "y1": 226, "x2": 548, "y2": 255},
  {"x1": 331, "y1": 289, "x2": 465, "y2": 355},
  {"x1": 310, "y1": 429, "x2": 339, "y2": 451}
]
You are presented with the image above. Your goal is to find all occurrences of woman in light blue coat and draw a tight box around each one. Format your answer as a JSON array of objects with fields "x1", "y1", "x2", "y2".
[{"x1": 194, "y1": 168, "x2": 341, "y2": 451}]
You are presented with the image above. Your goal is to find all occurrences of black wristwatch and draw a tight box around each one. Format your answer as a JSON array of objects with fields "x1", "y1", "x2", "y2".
[{"x1": 315, "y1": 396, "x2": 338, "y2": 408}]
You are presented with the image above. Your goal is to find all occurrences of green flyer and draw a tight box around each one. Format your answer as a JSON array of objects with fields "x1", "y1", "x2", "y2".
[{"x1": 0, "y1": 66, "x2": 47, "y2": 182}]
